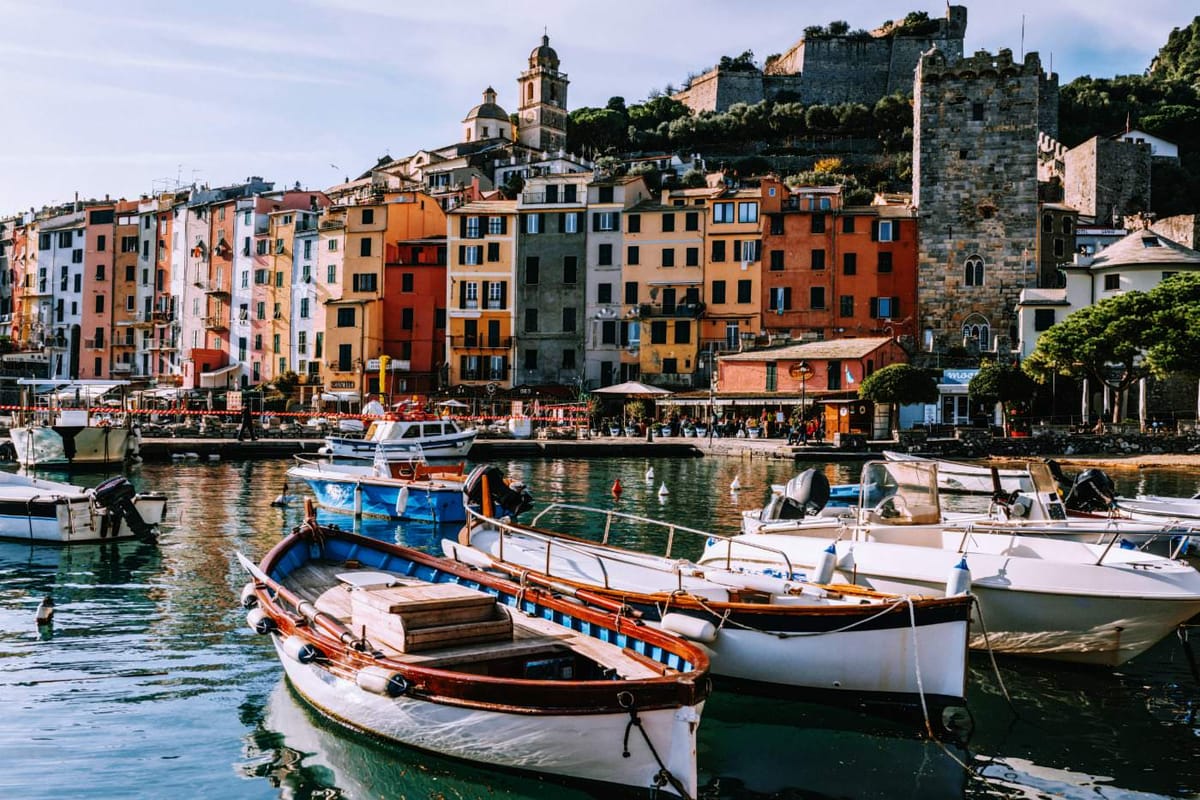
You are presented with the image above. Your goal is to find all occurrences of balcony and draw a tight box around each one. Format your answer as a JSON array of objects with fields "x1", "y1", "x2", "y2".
[
  {"x1": 152, "y1": 310, "x2": 173, "y2": 325},
  {"x1": 451, "y1": 336, "x2": 513, "y2": 350},
  {"x1": 638, "y1": 301, "x2": 706, "y2": 318},
  {"x1": 147, "y1": 340, "x2": 177, "y2": 351},
  {"x1": 83, "y1": 339, "x2": 106, "y2": 350},
  {"x1": 203, "y1": 316, "x2": 228, "y2": 331},
  {"x1": 194, "y1": 278, "x2": 230, "y2": 296},
  {"x1": 111, "y1": 362, "x2": 133, "y2": 374},
  {"x1": 459, "y1": 371, "x2": 508, "y2": 382},
  {"x1": 656, "y1": 372, "x2": 694, "y2": 388},
  {"x1": 520, "y1": 190, "x2": 581, "y2": 205}
]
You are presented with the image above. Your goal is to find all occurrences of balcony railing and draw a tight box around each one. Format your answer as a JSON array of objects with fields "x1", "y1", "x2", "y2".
[
  {"x1": 111, "y1": 362, "x2": 133, "y2": 373},
  {"x1": 450, "y1": 336, "x2": 513, "y2": 349},
  {"x1": 638, "y1": 301, "x2": 706, "y2": 318},
  {"x1": 459, "y1": 371, "x2": 508, "y2": 382},
  {"x1": 83, "y1": 339, "x2": 106, "y2": 350},
  {"x1": 203, "y1": 316, "x2": 228, "y2": 331},
  {"x1": 520, "y1": 191, "x2": 581, "y2": 205}
]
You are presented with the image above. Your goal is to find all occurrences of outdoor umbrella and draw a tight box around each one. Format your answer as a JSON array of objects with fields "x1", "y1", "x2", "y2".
[{"x1": 589, "y1": 381, "x2": 672, "y2": 432}]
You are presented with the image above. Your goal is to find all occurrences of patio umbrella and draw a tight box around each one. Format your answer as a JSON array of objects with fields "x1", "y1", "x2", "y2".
[
  {"x1": 436, "y1": 400, "x2": 470, "y2": 408},
  {"x1": 590, "y1": 382, "x2": 672, "y2": 432}
]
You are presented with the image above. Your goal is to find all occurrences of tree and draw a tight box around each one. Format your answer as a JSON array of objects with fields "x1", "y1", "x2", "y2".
[
  {"x1": 857, "y1": 364, "x2": 938, "y2": 436},
  {"x1": 680, "y1": 168, "x2": 707, "y2": 188},
  {"x1": 969, "y1": 361, "x2": 1038, "y2": 435}
]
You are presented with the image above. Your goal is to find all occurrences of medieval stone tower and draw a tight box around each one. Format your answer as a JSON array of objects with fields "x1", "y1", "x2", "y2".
[
  {"x1": 914, "y1": 48, "x2": 1047, "y2": 354},
  {"x1": 517, "y1": 35, "x2": 569, "y2": 153}
]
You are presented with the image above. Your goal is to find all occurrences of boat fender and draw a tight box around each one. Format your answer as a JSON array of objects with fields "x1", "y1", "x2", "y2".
[
  {"x1": 707, "y1": 570, "x2": 789, "y2": 595},
  {"x1": 612, "y1": 479, "x2": 623, "y2": 497},
  {"x1": 946, "y1": 558, "x2": 972, "y2": 596},
  {"x1": 356, "y1": 666, "x2": 409, "y2": 697},
  {"x1": 658, "y1": 482, "x2": 669, "y2": 497},
  {"x1": 396, "y1": 486, "x2": 409, "y2": 517},
  {"x1": 246, "y1": 607, "x2": 276, "y2": 635},
  {"x1": 660, "y1": 613, "x2": 718, "y2": 644},
  {"x1": 812, "y1": 543, "x2": 838, "y2": 585},
  {"x1": 443, "y1": 541, "x2": 493, "y2": 569},
  {"x1": 240, "y1": 582, "x2": 259, "y2": 609},
  {"x1": 281, "y1": 635, "x2": 323, "y2": 664}
]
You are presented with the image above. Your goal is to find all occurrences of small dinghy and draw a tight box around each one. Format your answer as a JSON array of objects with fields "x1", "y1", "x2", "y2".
[
  {"x1": 238, "y1": 502, "x2": 710, "y2": 798},
  {"x1": 0, "y1": 472, "x2": 167, "y2": 544}
]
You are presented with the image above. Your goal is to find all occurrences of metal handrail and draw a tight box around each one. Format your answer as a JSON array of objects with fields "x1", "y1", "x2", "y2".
[{"x1": 466, "y1": 504, "x2": 613, "y2": 589}]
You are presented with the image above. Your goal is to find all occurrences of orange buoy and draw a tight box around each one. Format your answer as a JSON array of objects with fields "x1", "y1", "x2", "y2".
[{"x1": 611, "y1": 478, "x2": 623, "y2": 498}]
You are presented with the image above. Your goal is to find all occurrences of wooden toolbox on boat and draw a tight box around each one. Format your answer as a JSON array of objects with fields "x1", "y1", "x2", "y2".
[{"x1": 349, "y1": 581, "x2": 513, "y2": 653}]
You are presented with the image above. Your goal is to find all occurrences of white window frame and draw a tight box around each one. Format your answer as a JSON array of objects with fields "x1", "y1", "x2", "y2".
[
  {"x1": 464, "y1": 281, "x2": 479, "y2": 309},
  {"x1": 525, "y1": 214, "x2": 540, "y2": 234},
  {"x1": 738, "y1": 202, "x2": 759, "y2": 223},
  {"x1": 487, "y1": 216, "x2": 504, "y2": 235},
  {"x1": 713, "y1": 202, "x2": 734, "y2": 223},
  {"x1": 466, "y1": 217, "x2": 481, "y2": 239},
  {"x1": 487, "y1": 281, "x2": 503, "y2": 309},
  {"x1": 878, "y1": 221, "x2": 895, "y2": 242},
  {"x1": 464, "y1": 245, "x2": 482, "y2": 265},
  {"x1": 564, "y1": 212, "x2": 578, "y2": 234}
]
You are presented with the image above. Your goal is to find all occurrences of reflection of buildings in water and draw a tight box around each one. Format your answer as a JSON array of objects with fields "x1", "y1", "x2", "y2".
[
  {"x1": 0, "y1": 539, "x2": 160, "y2": 600},
  {"x1": 249, "y1": 680, "x2": 588, "y2": 800}
]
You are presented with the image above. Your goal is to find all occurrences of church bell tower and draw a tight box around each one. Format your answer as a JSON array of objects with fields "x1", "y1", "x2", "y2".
[{"x1": 517, "y1": 34, "x2": 569, "y2": 153}]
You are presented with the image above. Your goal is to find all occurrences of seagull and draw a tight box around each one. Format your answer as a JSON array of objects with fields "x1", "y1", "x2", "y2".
[
  {"x1": 730, "y1": 475, "x2": 741, "y2": 491},
  {"x1": 645, "y1": 466, "x2": 654, "y2": 481},
  {"x1": 35, "y1": 595, "x2": 54, "y2": 624}
]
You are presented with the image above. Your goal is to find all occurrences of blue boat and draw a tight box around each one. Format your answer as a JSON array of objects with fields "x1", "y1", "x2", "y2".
[{"x1": 287, "y1": 456, "x2": 469, "y2": 522}]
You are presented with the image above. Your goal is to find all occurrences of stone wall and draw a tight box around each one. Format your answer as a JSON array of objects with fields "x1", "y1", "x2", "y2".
[
  {"x1": 914, "y1": 48, "x2": 1043, "y2": 351},
  {"x1": 1149, "y1": 213, "x2": 1199, "y2": 249},
  {"x1": 1063, "y1": 137, "x2": 1151, "y2": 224}
]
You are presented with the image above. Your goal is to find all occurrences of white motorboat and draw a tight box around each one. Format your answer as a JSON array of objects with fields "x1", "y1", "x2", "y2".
[
  {"x1": 321, "y1": 416, "x2": 476, "y2": 460},
  {"x1": 9, "y1": 379, "x2": 140, "y2": 469},
  {"x1": 239, "y1": 509, "x2": 709, "y2": 798},
  {"x1": 0, "y1": 472, "x2": 167, "y2": 544},
  {"x1": 882, "y1": 450, "x2": 1033, "y2": 494},
  {"x1": 444, "y1": 495, "x2": 973, "y2": 711},
  {"x1": 717, "y1": 460, "x2": 1200, "y2": 665}
]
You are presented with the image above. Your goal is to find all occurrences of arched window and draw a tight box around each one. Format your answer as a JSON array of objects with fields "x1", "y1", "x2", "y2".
[
  {"x1": 526, "y1": 83, "x2": 534, "y2": 101},
  {"x1": 961, "y1": 316, "x2": 990, "y2": 350},
  {"x1": 964, "y1": 254, "x2": 984, "y2": 287}
]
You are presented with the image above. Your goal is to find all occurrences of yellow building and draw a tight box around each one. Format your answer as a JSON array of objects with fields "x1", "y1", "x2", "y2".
[
  {"x1": 446, "y1": 200, "x2": 517, "y2": 389},
  {"x1": 701, "y1": 187, "x2": 763, "y2": 363},
  {"x1": 622, "y1": 195, "x2": 706, "y2": 387}
]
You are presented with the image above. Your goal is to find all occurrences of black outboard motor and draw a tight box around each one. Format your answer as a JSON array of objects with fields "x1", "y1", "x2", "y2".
[
  {"x1": 464, "y1": 464, "x2": 534, "y2": 520},
  {"x1": 1064, "y1": 468, "x2": 1118, "y2": 512},
  {"x1": 92, "y1": 476, "x2": 156, "y2": 539},
  {"x1": 763, "y1": 469, "x2": 832, "y2": 521}
]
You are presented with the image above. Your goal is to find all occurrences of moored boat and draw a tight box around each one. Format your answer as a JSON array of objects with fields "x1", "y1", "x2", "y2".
[
  {"x1": 9, "y1": 379, "x2": 140, "y2": 469},
  {"x1": 882, "y1": 450, "x2": 1033, "y2": 494},
  {"x1": 287, "y1": 453, "x2": 474, "y2": 522},
  {"x1": 0, "y1": 472, "x2": 167, "y2": 544},
  {"x1": 444, "y1": 492, "x2": 973, "y2": 712},
  {"x1": 238, "y1": 507, "x2": 710, "y2": 798},
  {"x1": 321, "y1": 416, "x2": 476, "y2": 460}
]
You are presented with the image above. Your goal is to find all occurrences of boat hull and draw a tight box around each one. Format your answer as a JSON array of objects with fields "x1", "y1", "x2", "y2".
[
  {"x1": 10, "y1": 426, "x2": 136, "y2": 468},
  {"x1": 290, "y1": 466, "x2": 464, "y2": 522},
  {"x1": 322, "y1": 429, "x2": 476, "y2": 460},
  {"x1": 0, "y1": 493, "x2": 166, "y2": 544},
  {"x1": 274, "y1": 635, "x2": 701, "y2": 796}
]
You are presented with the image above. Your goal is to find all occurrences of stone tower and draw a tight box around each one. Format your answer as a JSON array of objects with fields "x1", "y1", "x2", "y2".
[
  {"x1": 914, "y1": 48, "x2": 1045, "y2": 354},
  {"x1": 517, "y1": 35, "x2": 569, "y2": 153}
]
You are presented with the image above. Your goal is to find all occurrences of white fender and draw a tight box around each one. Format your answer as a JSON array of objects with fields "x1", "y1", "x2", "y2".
[
  {"x1": 812, "y1": 543, "x2": 838, "y2": 585},
  {"x1": 947, "y1": 557, "x2": 972, "y2": 596},
  {"x1": 660, "y1": 612, "x2": 718, "y2": 644}
]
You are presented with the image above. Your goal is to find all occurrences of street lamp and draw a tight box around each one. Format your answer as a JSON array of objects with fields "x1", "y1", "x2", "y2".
[{"x1": 789, "y1": 360, "x2": 814, "y2": 442}]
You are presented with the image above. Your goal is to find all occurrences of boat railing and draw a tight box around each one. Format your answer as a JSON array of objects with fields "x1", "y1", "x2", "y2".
[
  {"x1": 466, "y1": 503, "x2": 615, "y2": 589},
  {"x1": 520, "y1": 501, "x2": 799, "y2": 580}
]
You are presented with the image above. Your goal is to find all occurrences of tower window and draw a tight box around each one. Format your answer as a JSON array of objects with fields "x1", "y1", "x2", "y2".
[
  {"x1": 964, "y1": 255, "x2": 984, "y2": 287},
  {"x1": 971, "y1": 102, "x2": 984, "y2": 121}
]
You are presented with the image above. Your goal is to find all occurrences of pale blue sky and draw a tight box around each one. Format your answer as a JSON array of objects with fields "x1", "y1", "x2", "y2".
[{"x1": 0, "y1": 0, "x2": 1192, "y2": 213}]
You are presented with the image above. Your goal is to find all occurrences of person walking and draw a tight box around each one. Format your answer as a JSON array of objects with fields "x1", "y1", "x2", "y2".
[{"x1": 237, "y1": 404, "x2": 257, "y2": 442}]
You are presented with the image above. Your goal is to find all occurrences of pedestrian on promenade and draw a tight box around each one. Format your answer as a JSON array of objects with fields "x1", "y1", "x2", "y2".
[{"x1": 237, "y1": 404, "x2": 257, "y2": 441}]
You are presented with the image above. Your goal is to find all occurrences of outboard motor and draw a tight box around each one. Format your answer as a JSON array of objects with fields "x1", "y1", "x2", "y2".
[
  {"x1": 783, "y1": 469, "x2": 831, "y2": 516},
  {"x1": 464, "y1": 464, "x2": 534, "y2": 520},
  {"x1": 92, "y1": 476, "x2": 156, "y2": 539},
  {"x1": 1064, "y1": 468, "x2": 1118, "y2": 512}
]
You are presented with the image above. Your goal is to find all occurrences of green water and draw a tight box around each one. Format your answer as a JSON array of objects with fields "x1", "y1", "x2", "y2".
[{"x1": 0, "y1": 456, "x2": 1197, "y2": 799}]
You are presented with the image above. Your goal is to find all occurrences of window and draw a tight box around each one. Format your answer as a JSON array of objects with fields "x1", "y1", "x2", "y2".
[
  {"x1": 301, "y1": 264, "x2": 311, "y2": 283},
  {"x1": 299, "y1": 298, "x2": 310, "y2": 318},
  {"x1": 711, "y1": 240, "x2": 726, "y2": 262},
  {"x1": 463, "y1": 245, "x2": 482, "y2": 265},
  {"x1": 486, "y1": 281, "x2": 504, "y2": 309},
  {"x1": 1104, "y1": 274, "x2": 1120, "y2": 291},
  {"x1": 525, "y1": 214, "x2": 541, "y2": 234},
  {"x1": 401, "y1": 273, "x2": 414, "y2": 292},
  {"x1": 57, "y1": 231, "x2": 72, "y2": 248},
  {"x1": 327, "y1": 264, "x2": 336, "y2": 283},
  {"x1": 737, "y1": 202, "x2": 758, "y2": 223},
  {"x1": 487, "y1": 216, "x2": 504, "y2": 235},
  {"x1": 624, "y1": 281, "x2": 638, "y2": 304},
  {"x1": 256, "y1": 302, "x2": 265, "y2": 320},
  {"x1": 303, "y1": 240, "x2": 312, "y2": 259},
  {"x1": 686, "y1": 247, "x2": 699, "y2": 267},
  {"x1": 810, "y1": 287, "x2": 826, "y2": 309},
  {"x1": 401, "y1": 308, "x2": 414, "y2": 330},
  {"x1": 711, "y1": 280, "x2": 726, "y2": 304},
  {"x1": 336, "y1": 307, "x2": 356, "y2": 327},
  {"x1": 741, "y1": 240, "x2": 760, "y2": 262},
  {"x1": 1054, "y1": 238, "x2": 1065, "y2": 258},
  {"x1": 598, "y1": 186, "x2": 614, "y2": 203},
  {"x1": 562, "y1": 308, "x2": 576, "y2": 332},
  {"x1": 627, "y1": 245, "x2": 640, "y2": 265},
  {"x1": 685, "y1": 212, "x2": 699, "y2": 231},
  {"x1": 1034, "y1": 309, "x2": 1055, "y2": 331},
  {"x1": 874, "y1": 220, "x2": 896, "y2": 242},
  {"x1": 674, "y1": 321, "x2": 691, "y2": 344},
  {"x1": 96, "y1": 234, "x2": 107, "y2": 252},
  {"x1": 359, "y1": 237, "x2": 372, "y2": 257},
  {"x1": 766, "y1": 363, "x2": 777, "y2": 392},
  {"x1": 650, "y1": 321, "x2": 667, "y2": 344},
  {"x1": 768, "y1": 287, "x2": 792, "y2": 311},
  {"x1": 361, "y1": 208, "x2": 374, "y2": 225},
  {"x1": 597, "y1": 283, "x2": 613, "y2": 303},
  {"x1": 839, "y1": 295, "x2": 854, "y2": 317},
  {"x1": 662, "y1": 248, "x2": 675, "y2": 267},
  {"x1": 871, "y1": 297, "x2": 899, "y2": 318},
  {"x1": 562, "y1": 349, "x2": 576, "y2": 369},
  {"x1": 964, "y1": 255, "x2": 984, "y2": 286},
  {"x1": 812, "y1": 249, "x2": 826, "y2": 270},
  {"x1": 328, "y1": 239, "x2": 338, "y2": 251},
  {"x1": 563, "y1": 256, "x2": 577, "y2": 284},
  {"x1": 486, "y1": 242, "x2": 500, "y2": 262},
  {"x1": 94, "y1": 295, "x2": 104, "y2": 313},
  {"x1": 525, "y1": 309, "x2": 539, "y2": 332},
  {"x1": 525, "y1": 257, "x2": 540, "y2": 284},
  {"x1": 713, "y1": 202, "x2": 734, "y2": 223},
  {"x1": 352, "y1": 273, "x2": 377, "y2": 292},
  {"x1": 662, "y1": 358, "x2": 677, "y2": 374},
  {"x1": 95, "y1": 264, "x2": 106, "y2": 280},
  {"x1": 878, "y1": 252, "x2": 893, "y2": 273},
  {"x1": 827, "y1": 360, "x2": 842, "y2": 390},
  {"x1": 297, "y1": 331, "x2": 308, "y2": 354},
  {"x1": 598, "y1": 243, "x2": 613, "y2": 266},
  {"x1": 466, "y1": 217, "x2": 481, "y2": 238},
  {"x1": 627, "y1": 214, "x2": 641, "y2": 233},
  {"x1": 766, "y1": 249, "x2": 784, "y2": 271},
  {"x1": 811, "y1": 214, "x2": 825, "y2": 234},
  {"x1": 596, "y1": 212, "x2": 617, "y2": 231},
  {"x1": 524, "y1": 349, "x2": 537, "y2": 370},
  {"x1": 971, "y1": 102, "x2": 984, "y2": 121},
  {"x1": 1042, "y1": 213, "x2": 1053, "y2": 233},
  {"x1": 736, "y1": 280, "x2": 752, "y2": 304},
  {"x1": 1062, "y1": 217, "x2": 1073, "y2": 235},
  {"x1": 275, "y1": 271, "x2": 284, "y2": 287},
  {"x1": 842, "y1": 253, "x2": 858, "y2": 275},
  {"x1": 661, "y1": 213, "x2": 675, "y2": 233},
  {"x1": 599, "y1": 319, "x2": 618, "y2": 345},
  {"x1": 563, "y1": 212, "x2": 579, "y2": 234},
  {"x1": 72, "y1": 249, "x2": 83, "y2": 263},
  {"x1": 842, "y1": 216, "x2": 855, "y2": 233}
]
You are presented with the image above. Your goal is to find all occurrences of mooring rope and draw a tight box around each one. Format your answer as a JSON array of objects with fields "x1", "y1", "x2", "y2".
[{"x1": 618, "y1": 691, "x2": 693, "y2": 800}]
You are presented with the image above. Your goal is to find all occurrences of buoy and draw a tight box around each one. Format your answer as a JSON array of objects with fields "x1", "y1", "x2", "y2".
[
  {"x1": 207, "y1": 454, "x2": 220, "y2": 461},
  {"x1": 645, "y1": 466, "x2": 654, "y2": 481},
  {"x1": 946, "y1": 557, "x2": 972, "y2": 596},
  {"x1": 658, "y1": 482, "x2": 669, "y2": 497},
  {"x1": 730, "y1": 475, "x2": 741, "y2": 491},
  {"x1": 35, "y1": 595, "x2": 54, "y2": 624},
  {"x1": 812, "y1": 543, "x2": 837, "y2": 585},
  {"x1": 611, "y1": 478, "x2": 623, "y2": 498}
]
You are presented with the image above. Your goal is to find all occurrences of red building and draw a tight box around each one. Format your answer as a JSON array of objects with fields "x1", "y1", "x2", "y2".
[{"x1": 382, "y1": 236, "x2": 448, "y2": 394}]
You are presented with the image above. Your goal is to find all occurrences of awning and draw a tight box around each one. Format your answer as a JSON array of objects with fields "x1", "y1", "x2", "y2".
[
  {"x1": 199, "y1": 364, "x2": 240, "y2": 388},
  {"x1": 316, "y1": 391, "x2": 360, "y2": 404}
]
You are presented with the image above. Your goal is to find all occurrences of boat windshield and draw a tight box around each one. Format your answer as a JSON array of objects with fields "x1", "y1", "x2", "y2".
[
  {"x1": 860, "y1": 461, "x2": 941, "y2": 524},
  {"x1": 364, "y1": 422, "x2": 382, "y2": 440}
]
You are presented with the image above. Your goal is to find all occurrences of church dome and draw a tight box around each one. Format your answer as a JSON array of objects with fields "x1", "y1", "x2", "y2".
[
  {"x1": 463, "y1": 87, "x2": 509, "y2": 123},
  {"x1": 529, "y1": 34, "x2": 559, "y2": 69}
]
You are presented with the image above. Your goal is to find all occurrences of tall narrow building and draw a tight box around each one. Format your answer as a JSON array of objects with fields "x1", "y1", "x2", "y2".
[{"x1": 517, "y1": 35, "x2": 568, "y2": 153}]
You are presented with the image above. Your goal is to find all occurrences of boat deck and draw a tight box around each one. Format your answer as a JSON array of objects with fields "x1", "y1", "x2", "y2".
[{"x1": 286, "y1": 561, "x2": 665, "y2": 679}]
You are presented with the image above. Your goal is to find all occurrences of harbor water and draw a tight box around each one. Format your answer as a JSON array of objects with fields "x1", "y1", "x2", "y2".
[{"x1": 1, "y1": 456, "x2": 1198, "y2": 799}]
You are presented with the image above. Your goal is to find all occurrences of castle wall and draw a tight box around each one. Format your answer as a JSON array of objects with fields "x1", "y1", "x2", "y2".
[
  {"x1": 1064, "y1": 136, "x2": 1151, "y2": 224},
  {"x1": 1149, "y1": 214, "x2": 1199, "y2": 250},
  {"x1": 914, "y1": 48, "x2": 1043, "y2": 351}
]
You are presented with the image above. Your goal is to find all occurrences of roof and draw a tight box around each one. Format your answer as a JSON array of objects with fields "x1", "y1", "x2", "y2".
[
  {"x1": 449, "y1": 200, "x2": 517, "y2": 215},
  {"x1": 463, "y1": 102, "x2": 509, "y2": 123},
  {"x1": 1088, "y1": 229, "x2": 1200, "y2": 269},
  {"x1": 528, "y1": 34, "x2": 559, "y2": 69},
  {"x1": 719, "y1": 337, "x2": 894, "y2": 362},
  {"x1": 1017, "y1": 288, "x2": 1069, "y2": 306},
  {"x1": 1041, "y1": 202, "x2": 1078, "y2": 213}
]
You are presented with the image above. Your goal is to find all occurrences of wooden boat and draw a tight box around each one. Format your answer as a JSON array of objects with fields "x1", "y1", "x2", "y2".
[
  {"x1": 722, "y1": 461, "x2": 1200, "y2": 665},
  {"x1": 287, "y1": 453, "x2": 474, "y2": 522},
  {"x1": 238, "y1": 503, "x2": 710, "y2": 798},
  {"x1": 321, "y1": 416, "x2": 476, "y2": 460},
  {"x1": 0, "y1": 472, "x2": 166, "y2": 544},
  {"x1": 9, "y1": 379, "x2": 140, "y2": 469},
  {"x1": 444, "y1": 493, "x2": 973, "y2": 712}
]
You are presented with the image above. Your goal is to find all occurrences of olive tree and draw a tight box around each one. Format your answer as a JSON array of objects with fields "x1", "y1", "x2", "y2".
[
  {"x1": 969, "y1": 361, "x2": 1038, "y2": 435},
  {"x1": 857, "y1": 364, "x2": 939, "y2": 437}
]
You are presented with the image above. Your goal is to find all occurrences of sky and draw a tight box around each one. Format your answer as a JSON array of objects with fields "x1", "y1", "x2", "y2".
[{"x1": 0, "y1": 0, "x2": 1193, "y2": 214}]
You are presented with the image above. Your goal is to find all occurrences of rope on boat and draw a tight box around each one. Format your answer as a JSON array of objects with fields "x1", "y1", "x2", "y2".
[
  {"x1": 683, "y1": 593, "x2": 912, "y2": 639},
  {"x1": 906, "y1": 597, "x2": 975, "y2": 774},
  {"x1": 617, "y1": 691, "x2": 693, "y2": 800},
  {"x1": 970, "y1": 594, "x2": 1014, "y2": 709}
]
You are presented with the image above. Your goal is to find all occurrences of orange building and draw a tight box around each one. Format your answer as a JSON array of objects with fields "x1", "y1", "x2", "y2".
[
  {"x1": 78, "y1": 202, "x2": 116, "y2": 379},
  {"x1": 699, "y1": 186, "x2": 762, "y2": 378},
  {"x1": 109, "y1": 200, "x2": 140, "y2": 378},
  {"x1": 383, "y1": 235, "x2": 447, "y2": 394}
]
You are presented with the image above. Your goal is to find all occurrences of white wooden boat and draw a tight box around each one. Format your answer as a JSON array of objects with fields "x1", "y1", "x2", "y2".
[
  {"x1": 321, "y1": 416, "x2": 476, "y2": 460},
  {"x1": 444, "y1": 497, "x2": 973, "y2": 712},
  {"x1": 10, "y1": 380, "x2": 140, "y2": 469},
  {"x1": 0, "y1": 473, "x2": 167, "y2": 544},
  {"x1": 882, "y1": 450, "x2": 1032, "y2": 494},
  {"x1": 239, "y1": 507, "x2": 710, "y2": 798},
  {"x1": 722, "y1": 460, "x2": 1200, "y2": 665}
]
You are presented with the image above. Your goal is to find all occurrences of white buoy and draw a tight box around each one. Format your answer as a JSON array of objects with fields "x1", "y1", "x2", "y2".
[
  {"x1": 207, "y1": 454, "x2": 220, "y2": 461},
  {"x1": 35, "y1": 595, "x2": 54, "y2": 624},
  {"x1": 947, "y1": 557, "x2": 972, "y2": 596},
  {"x1": 812, "y1": 543, "x2": 838, "y2": 585},
  {"x1": 645, "y1": 466, "x2": 654, "y2": 481},
  {"x1": 184, "y1": 452, "x2": 200, "y2": 460},
  {"x1": 657, "y1": 482, "x2": 669, "y2": 497},
  {"x1": 730, "y1": 475, "x2": 741, "y2": 491}
]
